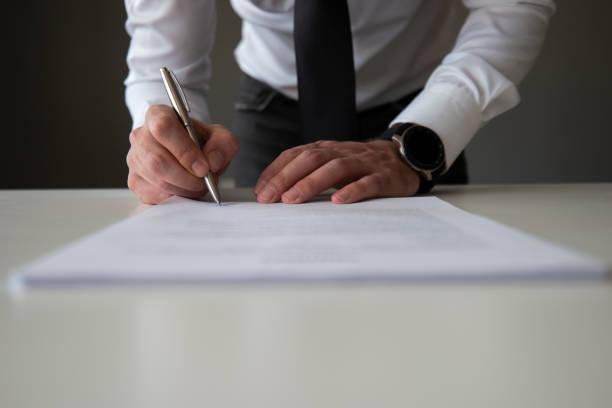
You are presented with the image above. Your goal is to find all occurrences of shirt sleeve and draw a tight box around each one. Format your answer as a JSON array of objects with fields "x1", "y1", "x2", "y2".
[
  {"x1": 391, "y1": 0, "x2": 556, "y2": 168},
  {"x1": 124, "y1": 0, "x2": 216, "y2": 129}
]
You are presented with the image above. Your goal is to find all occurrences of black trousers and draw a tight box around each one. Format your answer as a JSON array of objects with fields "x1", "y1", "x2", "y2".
[{"x1": 231, "y1": 73, "x2": 468, "y2": 187}]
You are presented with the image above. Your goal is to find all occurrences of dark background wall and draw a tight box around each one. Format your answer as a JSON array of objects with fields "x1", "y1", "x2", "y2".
[{"x1": 7, "y1": 0, "x2": 612, "y2": 189}]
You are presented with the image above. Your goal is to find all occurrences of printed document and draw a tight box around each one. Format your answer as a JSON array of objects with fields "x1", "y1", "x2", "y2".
[{"x1": 10, "y1": 196, "x2": 607, "y2": 287}]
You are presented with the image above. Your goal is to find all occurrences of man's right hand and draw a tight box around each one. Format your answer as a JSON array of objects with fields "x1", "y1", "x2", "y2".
[{"x1": 126, "y1": 105, "x2": 239, "y2": 204}]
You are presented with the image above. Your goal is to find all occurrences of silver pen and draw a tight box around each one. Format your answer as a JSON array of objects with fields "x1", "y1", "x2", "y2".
[{"x1": 160, "y1": 67, "x2": 221, "y2": 205}]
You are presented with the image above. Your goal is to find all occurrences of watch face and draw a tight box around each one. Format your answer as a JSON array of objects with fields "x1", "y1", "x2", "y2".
[{"x1": 402, "y1": 126, "x2": 445, "y2": 171}]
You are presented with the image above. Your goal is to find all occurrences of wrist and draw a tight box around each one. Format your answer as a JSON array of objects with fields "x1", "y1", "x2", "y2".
[{"x1": 380, "y1": 123, "x2": 445, "y2": 194}]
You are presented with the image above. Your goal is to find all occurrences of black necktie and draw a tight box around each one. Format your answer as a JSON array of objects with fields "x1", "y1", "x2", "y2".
[{"x1": 294, "y1": 0, "x2": 357, "y2": 142}]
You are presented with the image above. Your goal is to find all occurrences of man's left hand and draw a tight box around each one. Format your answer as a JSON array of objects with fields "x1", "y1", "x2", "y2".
[{"x1": 254, "y1": 140, "x2": 420, "y2": 204}]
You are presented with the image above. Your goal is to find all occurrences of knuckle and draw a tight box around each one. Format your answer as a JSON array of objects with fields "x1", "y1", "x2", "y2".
[
  {"x1": 288, "y1": 145, "x2": 304, "y2": 157},
  {"x1": 329, "y1": 157, "x2": 351, "y2": 173},
  {"x1": 295, "y1": 178, "x2": 315, "y2": 195},
  {"x1": 266, "y1": 177, "x2": 285, "y2": 195},
  {"x1": 129, "y1": 130, "x2": 138, "y2": 145},
  {"x1": 327, "y1": 158, "x2": 342, "y2": 171},
  {"x1": 351, "y1": 181, "x2": 366, "y2": 194},
  {"x1": 150, "y1": 113, "x2": 175, "y2": 136},
  {"x1": 318, "y1": 140, "x2": 335, "y2": 148},
  {"x1": 344, "y1": 141, "x2": 361, "y2": 151},
  {"x1": 126, "y1": 151, "x2": 134, "y2": 168},
  {"x1": 300, "y1": 148, "x2": 325, "y2": 163},
  {"x1": 177, "y1": 145, "x2": 198, "y2": 164},
  {"x1": 278, "y1": 149, "x2": 294, "y2": 162}
]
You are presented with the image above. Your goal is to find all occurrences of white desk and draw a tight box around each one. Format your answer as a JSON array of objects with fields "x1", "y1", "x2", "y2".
[{"x1": 2, "y1": 184, "x2": 611, "y2": 408}]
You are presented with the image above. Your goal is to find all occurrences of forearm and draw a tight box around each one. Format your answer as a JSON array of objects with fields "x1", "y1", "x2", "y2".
[
  {"x1": 392, "y1": 0, "x2": 556, "y2": 167},
  {"x1": 124, "y1": 0, "x2": 217, "y2": 128}
]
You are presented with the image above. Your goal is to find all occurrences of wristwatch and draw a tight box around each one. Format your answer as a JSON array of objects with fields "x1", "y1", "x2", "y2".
[{"x1": 380, "y1": 123, "x2": 446, "y2": 194}]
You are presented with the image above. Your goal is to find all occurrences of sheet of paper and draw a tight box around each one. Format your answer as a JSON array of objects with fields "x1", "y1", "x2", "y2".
[{"x1": 10, "y1": 196, "x2": 607, "y2": 288}]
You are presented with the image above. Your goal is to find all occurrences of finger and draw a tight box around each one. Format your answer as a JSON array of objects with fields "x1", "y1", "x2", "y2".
[
  {"x1": 281, "y1": 157, "x2": 367, "y2": 204},
  {"x1": 254, "y1": 146, "x2": 306, "y2": 194},
  {"x1": 132, "y1": 130, "x2": 206, "y2": 194},
  {"x1": 127, "y1": 171, "x2": 171, "y2": 205},
  {"x1": 126, "y1": 147, "x2": 138, "y2": 171},
  {"x1": 133, "y1": 158, "x2": 206, "y2": 200},
  {"x1": 331, "y1": 173, "x2": 386, "y2": 204},
  {"x1": 332, "y1": 169, "x2": 418, "y2": 204},
  {"x1": 146, "y1": 105, "x2": 210, "y2": 178},
  {"x1": 257, "y1": 148, "x2": 335, "y2": 203},
  {"x1": 193, "y1": 122, "x2": 240, "y2": 174},
  {"x1": 132, "y1": 152, "x2": 205, "y2": 199}
]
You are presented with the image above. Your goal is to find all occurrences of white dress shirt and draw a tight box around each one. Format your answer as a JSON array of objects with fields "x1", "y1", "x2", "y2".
[{"x1": 124, "y1": 0, "x2": 555, "y2": 168}]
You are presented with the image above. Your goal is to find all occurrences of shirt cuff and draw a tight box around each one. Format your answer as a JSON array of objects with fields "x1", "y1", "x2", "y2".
[
  {"x1": 125, "y1": 81, "x2": 211, "y2": 129},
  {"x1": 390, "y1": 82, "x2": 482, "y2": 169}
]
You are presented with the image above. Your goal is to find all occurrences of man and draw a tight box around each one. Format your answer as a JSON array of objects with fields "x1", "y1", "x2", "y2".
[{"x1": 124, "y1": 0, "x2": 554, "y2": 205}]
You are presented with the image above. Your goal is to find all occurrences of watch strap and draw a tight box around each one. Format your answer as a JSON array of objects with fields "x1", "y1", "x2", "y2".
[
  {"x1": 416, "y1": 175, "x2": 435, "y2": 195},
  {"x1": 379, "y1": 122, "x2": 407, "y2": 140}
]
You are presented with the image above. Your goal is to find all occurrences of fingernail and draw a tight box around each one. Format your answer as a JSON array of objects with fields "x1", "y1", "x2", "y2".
[
  {"x1": 192, "y1": 159, "x2": 208, "y2": 177},
  {"x1": 282, "y1": 187, "x2": 301, "y2": 203},
  {"x1": 207, "y1": 151, "x2": 223, "y2": 172},
  {"x1": 334, "y1": 191, "x2": 349, "y2": 203},
  {"x1": 258, "y1": 186, "x2": 276, "y2": 203}
]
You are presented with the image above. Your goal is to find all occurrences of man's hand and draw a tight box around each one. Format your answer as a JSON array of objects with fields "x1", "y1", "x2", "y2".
[
  {"x1": 254, "y1": 140, "x2": 420, "y2": 204},
  {"x1": 126, "y1": 105, "x2": 239, "y2": 204}
]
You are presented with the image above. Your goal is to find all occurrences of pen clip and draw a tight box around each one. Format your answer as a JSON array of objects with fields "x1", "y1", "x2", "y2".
[
  {"x1": 168, "y1": 69, "x2": 190, "y2": 113},
  {"x1": 160, "y1": 67, "x2": 192, "y2": 126}
]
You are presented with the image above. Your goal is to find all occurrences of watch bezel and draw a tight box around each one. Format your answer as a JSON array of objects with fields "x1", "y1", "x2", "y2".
[{"x1": 391, "y1": 123, "x2": 446, "y2": 181}]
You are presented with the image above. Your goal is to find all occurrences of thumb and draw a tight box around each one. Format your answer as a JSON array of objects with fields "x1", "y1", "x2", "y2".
[{"x1": 193, "y1": 121, "x2": 240, "y2": 173}]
